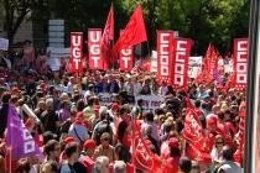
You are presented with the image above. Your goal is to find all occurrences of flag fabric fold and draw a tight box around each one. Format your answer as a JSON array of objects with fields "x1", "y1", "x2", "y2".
[
  {"x1": 196, "y1": 44, "x2": 219, "y2": 84},
  {"x1": 6, "y1": 105, "x2": 43, "y2": 161},
  {"x1": 114, "y1": 5, "x2": 147, "y2": 53},
  {"x1": 100, "y1": 4, "x2": 114, "y2": 69}
]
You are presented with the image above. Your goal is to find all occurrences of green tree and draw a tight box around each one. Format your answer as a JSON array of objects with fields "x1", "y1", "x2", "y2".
[{"x1": 1, "y1": 0, "x2": 44, "y2": 44}]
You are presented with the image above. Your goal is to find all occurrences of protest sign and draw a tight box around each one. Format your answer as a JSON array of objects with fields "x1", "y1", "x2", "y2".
[
  {"x1": 0, "y1": 38, "x2": 9, "y2": 51},
  {"x1": 188, "y1": 56, "x2": 203, "y2": 78}
]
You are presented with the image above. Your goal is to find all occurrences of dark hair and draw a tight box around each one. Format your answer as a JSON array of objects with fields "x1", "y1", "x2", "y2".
[
  {"x1": 199, "y1": 115, "x2": 206, "y2": 129},
  {"x1": 77, "y1": 99, "x2": 85, "y2": 111},
  {"x1": 194, "y1": 100, "x2": 201, "y2": 108},
  {"x1": 117, "y1": 120, "x2": 128, "y2": 143},
  {"x1": 170, "y1": 147, "x2": 181, "y2": 157},
  {"x1": 179, "y1": 157, "x2": 192, "y2": 173},
  {"x1": 1, "y1": 92, "x2": 11, "y2": 104},
  {"x1": 217, "y1": 111, "x2": 225, "y2": 120},
  {"x1": 44, "y1": 140, "x2": 59, "y2": 156},
  {"x1": 64, "y1": 142, "x2": 78, "y2": 158},
  {"x1": 144, "y1": 111, "x2": 154, "y2": 122},
  {"x1": 15, "y1": 158, "x2": 31, "y2": 173},
  {"x1": 222, "y1": 146, "x2": 234, "y2": 161},
  {"x1": 119, "y1": 104, "x2": 131, "y2": 115}
]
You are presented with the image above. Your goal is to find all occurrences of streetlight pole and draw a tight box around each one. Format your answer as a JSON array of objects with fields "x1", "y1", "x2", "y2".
[{"x1": 245, "y1": 0, "x2": 260, "y2": 172}]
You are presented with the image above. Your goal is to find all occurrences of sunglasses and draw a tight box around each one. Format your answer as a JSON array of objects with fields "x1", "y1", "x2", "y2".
[
  {"x1": 102, "y1": 138, "x2": 110, "y2": 141},
  {"x1": 216, "y1": 141, "x2": 223, "y2": 145},
  {"x1": 192, "y1": 165, "x2": 199, "y2": 169}
]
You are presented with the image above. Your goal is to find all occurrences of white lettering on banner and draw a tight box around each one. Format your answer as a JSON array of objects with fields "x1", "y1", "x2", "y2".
[
  {"x1": 71, "y1": 35, "x2": 82, "y2": 47},
  {"x1": 71, "y1": 32, "x2": 83, "y2": 71},
  {"x1": 73, "y1": 59, "x2": 81, "y2": 69},
  {"x1": 22, "y1": 127, "x2": 35, "y2": 154},
  {"x1": 135, "y1": 95, "x2": 164, "y2": 111},
  {"x1": 89, "y1": 31, "x2": 101, "y2": 42},
  {"x1": 122, "y1": 57, "x2": 131, "y2": 68},
  {"x1": 174, "y1": 40, "x2": 188, "y2": 86},
  {"x1": 159, "y1": 33, "x2": 170, "y2": 77},
  {"x1": 90, "y1": 45, "x2": 101, "y2": 55},
  {"x1": 234, "y1": 39, "x2": 248, "y2": 86},
  {"x1": 88, "y1": 29, "x2": 102, "y2": 69},
  {"x1": 160, "y1": 34, "x2": 170, "y2": 44},
  {"x1": 92, "y1": 57, "x2": 100, "y2": 67},
  {"x1": 121, "y1": 48, "x2": 132, "y2": 69}
]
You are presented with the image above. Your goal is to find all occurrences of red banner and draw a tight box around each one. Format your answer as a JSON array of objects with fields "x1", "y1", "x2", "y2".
[
  {"x1": 233, "y1": 38, "x2": 248, "y2": 90},
  {"x1": 88, "y1": 28, "x2": 103, "y2": 70},
  {"x1": 157, "y1": 31, "x2": 174, "y2": 83},
  {"x1": 119, "y1": 30, "x2": 134, "y2": 72},
  {"x1": 173, "y1": 38, "x2": 192, "y2": 90},
  {"x1": 69, "y1": 32, "x2": 83, "y2": 73}
]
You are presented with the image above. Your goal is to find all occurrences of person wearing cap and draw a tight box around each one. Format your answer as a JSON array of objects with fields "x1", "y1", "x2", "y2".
[
  {"x1": 79, "y1": 139, "x2": 96, "y2": 173},
  {"x1": 68, "y1": 112, "x2": 90, "y2": 145},
  {"x1": 163, "y1": 137, "x2": 180, "y2": 173}
]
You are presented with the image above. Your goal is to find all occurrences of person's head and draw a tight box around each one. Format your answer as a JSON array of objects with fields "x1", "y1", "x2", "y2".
[
  {"x1": 40, "y1": 160, "x2": 59, "y2": 173},
  {"x1": 44, "y1": 140, "x2": 60, "y2": 160},
  {"x1": 15, "y1": 158, "x2": 31, "y2": 173},
  {"x1": 179, "y1": 156, "x2": 192, "y2": 173},
  {"x1": 222, "y1": 145, "x2": 234, "y2": 161},
  {"x1": 144, "y1": 111, "x2": 154, "y2": 122},
  {"x1": 119, "y1": 104, "x2": 131, "y2": 122},
  {"x1": 83, "y1": 139, "x2": 96, "y2": 157},
  {"x1": 191, "y1": 160, "x2": 200, "y2": 173},
  {"x1": 99, "y1": 106, "x2": 109, "y2": 120},
  {"x1": 94, "y1": 156, "x2": 110, "y2": 173},
  {"x1": 217, "y1": 111, "x2": 225, "y2": 121},
  {"x1": 168, "y1": 137, "x2": 181, "y2": 157},
  {"x1": 1, "y1": 92, "x2": 11, "y2": 104},
  {"x1": 215, "y1": 135, "x2": 225, "y2": 150},
  {"x1": 100, "y1": 132, "x2": 111, "y2": 148},
  {"x1": 46, "y1": 98, "x2": 54, "y2": 110},
  {"x1": 42, "y1": 131, "x2": 58, "y2": 145},
  {"x1": 194, "y1": 100, "x2": 201, "y2": 108},
  {"x1": 113, "y1": 161, "x2": 126, "y2": 173},
  {"x1": 64, "y1": 142, "x2": 80, "y2": 162},
  {"x1": 206, "y1": 116, "x2": 218, "y2": 132}
]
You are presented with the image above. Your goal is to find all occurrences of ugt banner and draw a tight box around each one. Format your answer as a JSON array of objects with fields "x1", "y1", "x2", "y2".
[
  {"x1": 157, "y1": 31, "x2": 174, "y2": 83},
  {"x1": 233, "y1": 38, "x2": 248, "y2": 90},
  {"x1": 119, "y1": 30, "x2": 134, "y2": 72},
  {"x1": 70, "y1": 32, "x2": 83, "y2": 73},
  {"x1": 88, "y1": 28, "x2": 103, "y2": 70},
  {"x1": 173, "y1": 38, "x2": 192, "y2": 90}
]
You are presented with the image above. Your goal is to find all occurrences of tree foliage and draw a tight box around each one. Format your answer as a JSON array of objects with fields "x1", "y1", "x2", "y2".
[{"x1": 1, "y1": 0, "x2": 249, "y2": 54}]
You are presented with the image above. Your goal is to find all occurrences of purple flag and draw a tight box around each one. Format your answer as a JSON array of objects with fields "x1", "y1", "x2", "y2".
[{"x1": 6, "y1": 105, "x2": 43, "y2": 161}]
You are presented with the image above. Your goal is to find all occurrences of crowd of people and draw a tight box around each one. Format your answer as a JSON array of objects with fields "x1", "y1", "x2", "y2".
[{"x1": 0, "y1": 42, "x2": 244, "y2": 173}]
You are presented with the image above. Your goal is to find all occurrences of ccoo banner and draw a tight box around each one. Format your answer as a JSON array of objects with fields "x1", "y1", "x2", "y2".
[
  {"x1": 173, "y1": 38, "x2": 192, "y2": 90},
  {"x1": 88, "y1": 28, "x2": 103, "y2": 70},
  {"x1": 233, "y1": 38, "x2": 248, "y2": 90},
  {"x1": 157, "y1": 31, "x2": 174, "y2": 83}
]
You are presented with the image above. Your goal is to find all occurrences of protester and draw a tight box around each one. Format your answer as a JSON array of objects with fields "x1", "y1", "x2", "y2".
[{"x1": 0, "y1": 39, "x2": 246, "y2": 173}]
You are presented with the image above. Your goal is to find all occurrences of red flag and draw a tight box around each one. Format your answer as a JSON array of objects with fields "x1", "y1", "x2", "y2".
[
  {"x1": 131, "y1": 120, "x2": 163, "y2": 172},
  {"x1": 114, "y1": 5, "x2": 147, "y2": 53},
  {"x1": 101, "y1": 4, "x2": 114, "y2": 69},
  {"x1": 182, "y1": 109, "x2": 211, "y2": 162},
  {"x1": 196, "y1": 44, "x2": 219, "y2": 84}
]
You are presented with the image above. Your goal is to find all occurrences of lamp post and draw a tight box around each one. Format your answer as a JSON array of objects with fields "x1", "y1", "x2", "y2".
[
  {"x1": 245, "y1": 0, "x2": 260, "y2": 172},
  {"x1": 148, "y1": 0, "x2": 156, "y2": 49}
]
